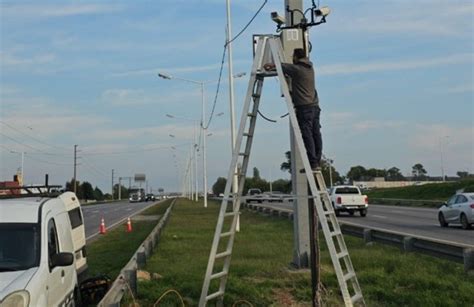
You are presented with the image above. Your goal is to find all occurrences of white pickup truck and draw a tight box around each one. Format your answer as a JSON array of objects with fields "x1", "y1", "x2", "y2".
[{"x1": 329, "y1": 185, "x2": 368, "y2": 217}]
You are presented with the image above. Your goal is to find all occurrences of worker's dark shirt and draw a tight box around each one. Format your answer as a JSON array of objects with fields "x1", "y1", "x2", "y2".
[{"x1": 281, "y1": 58, "x2": 318, "y2": 108}]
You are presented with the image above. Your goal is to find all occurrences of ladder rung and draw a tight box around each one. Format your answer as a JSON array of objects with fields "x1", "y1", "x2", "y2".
[
  {"x1": 210, "y1": 271, "x2": 228, "y2": 280},
  {"x1": 238, "y1": 152, "x2": 248, "y2": 156},
  {"x1": 224, "y1": 212, "x2": 238, "y2": 217},
  {"x1": 220, "y1": 231, "x2": 233, "y2": 238},
  {"x1": 243, "y1": 132, "x2": 253, "y2": 137},
  {"x1": 324, "y1": 211, "x2": 333, "y2": 216},
  {"x1": 252, "y1": 94, "x2": 261, "y2": 98},
  {"x1": 336, "y1": 251, "x2": 348, "y2": 259},
  {"x1": 351, "y1": 293, "x2": 363, "y2": 303},
  {"x1": 206, "y1": 290, "x2": 225, "y2": 301},
  {"x1": 215, "y1": 250, "x2": 232, "y2": 259},
  {"x1": 247, "y1": 112, "x2": 256, "y2": 117},
  {"x1": 330, "y1": 231, "x2": 342, "y2": 237},
  {"x1": 344, "y1": 272, "x2": 356, "y2": 281}
]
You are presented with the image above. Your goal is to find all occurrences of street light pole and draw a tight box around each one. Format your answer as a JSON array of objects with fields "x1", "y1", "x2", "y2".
[
  {"x1": 201, "y1": 83, "x2": 209, "y2": 208},
  {"x1": 226, "y1": 0, "x2": 240, "y2": 232}
]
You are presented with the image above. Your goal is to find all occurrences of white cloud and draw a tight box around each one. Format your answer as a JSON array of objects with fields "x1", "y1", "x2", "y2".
[
  {"x1": 0, "y1": 52, "x2": 56, "y2": 66},
  {"x1": 445, "y1": 83, "x2": 474, "y2": 94},
  {"x1": 331, "y1": 2, "x2": 473, "y2": 37},
  {"x1": 318, "y1": 53, "x2": 473, "y2": 76}
]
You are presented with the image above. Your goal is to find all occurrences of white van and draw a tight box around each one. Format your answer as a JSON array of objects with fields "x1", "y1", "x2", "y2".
[
  {"x1": 59, "y1": 192, "x2": 87, "y2": 281},
  {"x1": 0, "y1": 193, "x2": 82, "y2": 306}
]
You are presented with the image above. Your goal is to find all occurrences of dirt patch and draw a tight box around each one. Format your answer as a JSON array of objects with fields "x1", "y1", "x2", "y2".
[{"x1": 271, "y1": 288, "x2": 311, "y2": 307}]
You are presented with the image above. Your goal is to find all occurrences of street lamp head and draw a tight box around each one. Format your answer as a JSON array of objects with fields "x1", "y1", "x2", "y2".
[
  {"x1": 158, "y1": 73, "x2": 172, "y2": 80},
  {"x1": 166, "y1": 114, "x2": 174, "y2": 118},
  {"x1": 169, "y1": 134, "x2": 175, "y2": 138},
  {"x1": 216, "y1": 112, "x2": 224, "y2": 117}
]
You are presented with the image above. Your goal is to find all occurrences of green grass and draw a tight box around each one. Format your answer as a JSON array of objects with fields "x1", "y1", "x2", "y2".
[
  {"x1": 367, "y1": 179, "x2": 474, "y2": 204},
  {"x1": 141, "y1": 198, "x2": 173, "y2": 216},
  {"x1": 134, "y1": 199, "x2": 474, "y2": 306},
  {"x1": 86, "y1": 200, "x2": 172, "y2": 280}
]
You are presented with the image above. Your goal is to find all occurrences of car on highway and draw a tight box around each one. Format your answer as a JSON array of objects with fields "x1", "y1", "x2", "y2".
[
  {"x1": 329, "y1": 185, "x2": 368, "y2": 217},
  {"x1": 145, "y1": 194, "x2": 156, "y2": 202},
  {"x1": 0, "y1": 191, "x2": 84, "y2": 306},
  {"x1": 438, "y1": 192, "x2": 474, "y2": 230},
  {"x1": 245, "y1": 188, "x2": 262, "y2": 203},
  {"x1": 261, "y1": 191, "x2": 293, "y2": 203}
]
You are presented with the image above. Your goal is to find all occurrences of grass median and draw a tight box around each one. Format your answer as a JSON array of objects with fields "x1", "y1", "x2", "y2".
[
  {"x1": 133, "y1": 198, "x2": 474, "y2": 306},
  {"x1": 86, "y1": 199, "x2": 173, "y2": 280}
]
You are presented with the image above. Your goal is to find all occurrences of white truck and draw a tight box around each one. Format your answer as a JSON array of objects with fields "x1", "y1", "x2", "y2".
[
  {"x1": 329, "y1": 185, "x2": 368, "y2": 217},
  {"x1": 0, "y1": 190, "x2": 86, "y2": 306}
]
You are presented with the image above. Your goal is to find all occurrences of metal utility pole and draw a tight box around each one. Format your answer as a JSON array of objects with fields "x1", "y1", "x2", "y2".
[
  {"x1": 111, "y1": 169, "x2": 114, "y2": 200},
  {"x1": 118, "y1": 177, "x2": 122, "y2": 200},
  {"x1": 73, "y1": 145, "x2": 78, "y2": 194},
  {"x1": 226, "y1": 0, "x2": 240, "y2": 232},
  {"x1": 201, "y1": 83, "x2": 209, "y2": 208}
]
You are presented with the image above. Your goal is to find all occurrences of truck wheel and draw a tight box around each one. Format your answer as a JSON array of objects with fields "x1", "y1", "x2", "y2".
[
  {"x1": 359, "y1": 209, "x2": 367, "y2": 217},
  {"x1": 335, "y1": 210, "x2": 340, "y2": 217},
  {"x1": 349, "y1": 210, "x2": 355, "y2": 216}
]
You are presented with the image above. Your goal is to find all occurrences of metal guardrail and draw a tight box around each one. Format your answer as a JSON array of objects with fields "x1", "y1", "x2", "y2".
[
  {"x1": 97, "y1": 199, "x2": 176, "y2": 306},
  {"x1": 369, "y1": 198, "x2": 443, "y2": 208},
  {"x1": 243, "y1": 203, "x2": 474, "y2": 273}
]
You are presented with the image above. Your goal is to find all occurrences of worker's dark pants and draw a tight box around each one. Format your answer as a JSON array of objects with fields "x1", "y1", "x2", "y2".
[{"x1": 295, "y1": 105, "x2": 322, "y2": 168}]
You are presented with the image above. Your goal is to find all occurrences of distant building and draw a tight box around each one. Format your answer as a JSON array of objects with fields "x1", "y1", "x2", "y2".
[{"x1": 0, "y1": 173, "x2": 21, "y2": 196}]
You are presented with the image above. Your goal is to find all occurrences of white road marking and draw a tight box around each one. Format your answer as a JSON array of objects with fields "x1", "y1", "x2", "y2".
[
  {"x1": 126, "y1": 208, "x2": 133, "y2": 211},
  {"x1": 371, "y1": 214, "x2": 387, "y2": 219}
]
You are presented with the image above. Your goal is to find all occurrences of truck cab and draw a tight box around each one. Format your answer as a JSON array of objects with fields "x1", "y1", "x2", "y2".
[{"x1": 0, "y1": 193, "x2": 83, "y2": 306}]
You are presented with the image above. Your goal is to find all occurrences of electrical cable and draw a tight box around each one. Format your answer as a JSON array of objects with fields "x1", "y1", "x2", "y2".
[
  {"x1": 0, "y1": 121, "x2": 70, "y2": 152},
  {"x1": 203, "y1": 46, "x2": 226, "y2": 130},
  {"x1": 225, "y1": 0, "x2": 268, "y2": 47},
  {"x1": 204, "y1": 0, "x2": 268, "y2": 130},
  {"x1": 257, "y1": 110, "x2": 277, "y2": 123},
  {"x1": 152, "y1": 289, "x2": 185, "y2": 307},
  {"x1": 81, "y1": 143, "x2": 189, "y2": 156},
  {"x1": 0, "y1": 132, "x2": 68, "y2": 156}
]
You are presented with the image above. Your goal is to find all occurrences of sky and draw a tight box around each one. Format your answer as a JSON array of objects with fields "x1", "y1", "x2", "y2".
[{"x1": 1, "y1": 0, "x2": 473, "y2": 194}]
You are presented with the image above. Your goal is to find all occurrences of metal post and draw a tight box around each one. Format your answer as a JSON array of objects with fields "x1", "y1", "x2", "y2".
[
  {"x1": 201, "y1": 83, "x2": 208, "y2": 208},
  {"x1": 118, "y1": 177, "x2": 122, "y2": 200},
  {"x1": 226, "y1": 0, "x2": 240, "y2": 232},
  {"x1": 308, "y1": 186, "x2": 321, "y2": 307},
  {"x1": 21, "y1": 151, "x2": 24, "y2": 183},
  {"x1": 283, "y1": 0, "x2": 311, "y2": 268},
  {"x1": 194, "y1": 123, "x2": 199, "y2": 201},
  {"x1": 73, "y1": 145, "x2": 77, "y2": 194},
  {"x1": 329, "y1": 158, "x2": 333, "y2": 187},
  {"x1": 111, "y1": 169, "x2": 114, "y2": 200}
]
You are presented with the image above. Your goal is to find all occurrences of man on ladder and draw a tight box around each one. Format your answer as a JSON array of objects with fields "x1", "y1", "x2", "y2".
[{"x1": 264, "y1": 48, "x2": 323, "y2": 172}]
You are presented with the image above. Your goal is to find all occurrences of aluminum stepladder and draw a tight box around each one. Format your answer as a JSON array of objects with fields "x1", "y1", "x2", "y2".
[{"x1": 199, "y1": 35, "x2": 365, "y2": 307}]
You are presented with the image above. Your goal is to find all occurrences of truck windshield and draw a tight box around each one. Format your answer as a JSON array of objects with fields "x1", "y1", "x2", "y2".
[
  {"x1": 0, "y1": 223, "x2": 40, "y2": 272},
  {"x1": 335, "y1": 187, "x2": 359, "y2": 194}
]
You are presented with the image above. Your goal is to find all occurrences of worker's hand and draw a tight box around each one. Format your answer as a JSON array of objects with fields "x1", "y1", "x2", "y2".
[{"x1": 263, "y1": 63, "x2": 275, "y2": 71}]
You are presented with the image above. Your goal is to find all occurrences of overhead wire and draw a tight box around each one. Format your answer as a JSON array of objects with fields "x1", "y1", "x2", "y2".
[
  {"x1": 0, "y1": 132, "x2": 69, "y2": 156},
  {"x1": 203, "y1": 0, "x2": 268, "y2": 130},
  {"x1": 0, "y1": 121, "x2": 70, "y2": 152}
]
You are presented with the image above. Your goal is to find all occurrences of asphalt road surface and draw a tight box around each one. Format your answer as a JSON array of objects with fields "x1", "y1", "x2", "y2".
[
  {"x1": 257, "y1": 202, "x2": 474, "y2": 247},
  {"x1": 82, "y1": 200, "x2": 160, "y2": 241}
]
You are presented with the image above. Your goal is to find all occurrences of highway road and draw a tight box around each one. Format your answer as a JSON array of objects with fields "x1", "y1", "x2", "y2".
[
  {"x1": 256, "y1": 202, "x2": 474, "y2": 247},
  {"x1": 82, "y1": 200, "x2": 160, "y2": 241}
]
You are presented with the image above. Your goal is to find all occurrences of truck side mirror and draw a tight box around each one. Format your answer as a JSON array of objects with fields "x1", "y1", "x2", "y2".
[{"x1": 51, "y1": 252, "x2": 74, "y2": 267}]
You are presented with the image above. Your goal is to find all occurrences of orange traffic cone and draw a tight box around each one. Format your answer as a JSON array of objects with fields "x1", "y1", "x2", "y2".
[
  {"x1": 99, "y1": 218, "x2": 107, "y2": 234},
  {"x1": 126, "y1": 217, "x2": 132, "y2": 232}
]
